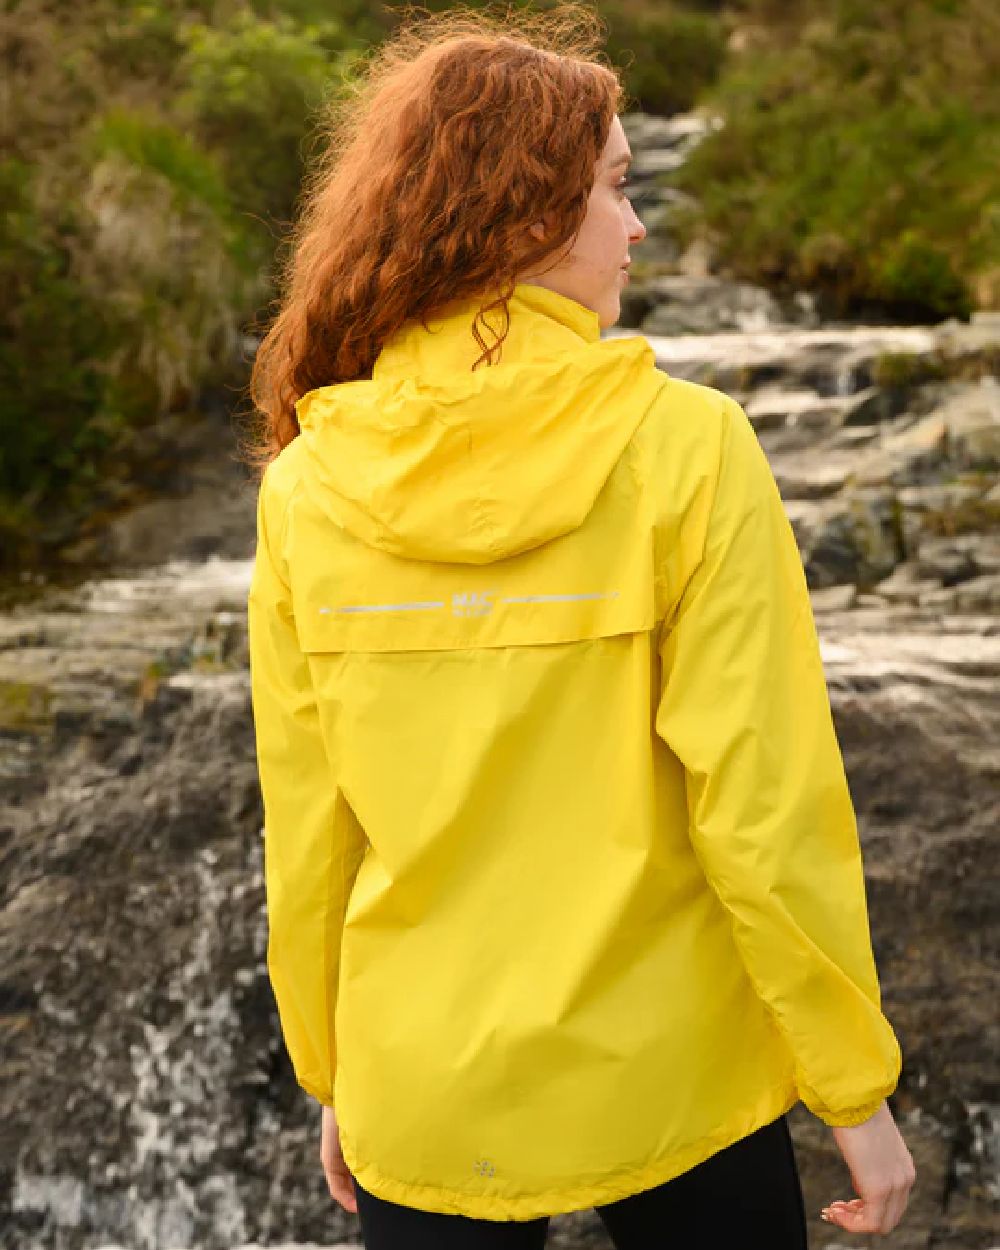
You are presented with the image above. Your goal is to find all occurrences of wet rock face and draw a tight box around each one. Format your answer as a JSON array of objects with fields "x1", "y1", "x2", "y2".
[
  {"x1": 1, "y1": 113, "x2": 998, "y2": 1250},
  {"x1": 0, "y1": 568, "x2": 367, "y2": 1249},
  {"x1": 0, "y1": 670, "x2": 275, "y2": 1250}
]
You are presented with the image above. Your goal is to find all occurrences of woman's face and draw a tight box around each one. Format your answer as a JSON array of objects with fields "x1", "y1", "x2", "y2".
[{"x1": 522, "y1": 115, "x2": 645, "y2": 329}]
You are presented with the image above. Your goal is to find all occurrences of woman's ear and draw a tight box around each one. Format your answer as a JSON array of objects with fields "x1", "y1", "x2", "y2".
[{"x1": 528, "y1": 220, "x2": 547, "y2": 244}]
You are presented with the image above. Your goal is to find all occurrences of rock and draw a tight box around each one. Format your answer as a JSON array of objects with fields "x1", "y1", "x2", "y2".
[
  {"x1": 629, "y1": 221, "x2": 680, "y2": 265},
  {"x1": 804, "y1": 492, "x2": 902, "y2": 588},
  {"x1": 914, "y1": 535, "x2": 989, "y2": 586},
  {"x1": 615, "y1": 285, "x2": 656, "y2": 331},
  {"x1": 896, "y1": 476, "x2": 1000, "y2": 550},
  {"x1": 640, "y1": 325, "x2": 940, "y2": 395},
  {"x1": 620, "y1": 111, "x2": 717, "y2": 154},
  {"x1": 744, "y1": 387, "x2": 848, "y2": 434},
  {"x1": 101, "y1": 425, "x2": 258, "y2": 568},
  {"x1": 883, "y1": 413, "x2": 949, "y2": 457},
  {"x1": 842, "y1": 385, "x2": 910, "y2": 426},
  {"x1": 672, "y1": 236, "x2": 713, "y2": 279},
  {"x1": 922, "y1": 572, "x2": 1000, "y2": 612},
  {"x1": 848, "y1": 414, "x2": 950, "y2": 491},
  {"x1": 641, "y1": 275, "x2": 787, "y2": 335},
  {"x1": 774, "y1": 453, "x2": 857, "y2": 501},
  {"x1": 807, "y1": 584, "x2": 858, "y2": 612},
  {"x1": 870, "y1": 562, "x2": 933, "y2": 606},
  {"x1": 937, "y1": 380, "x2": 1000, "y2": 469},
  {"x1": 629, "y1": 146, "x2": 688, "y2": 178},
  {"x1": 932, "y1": 314, "x2": 1000, "y2": 379}
]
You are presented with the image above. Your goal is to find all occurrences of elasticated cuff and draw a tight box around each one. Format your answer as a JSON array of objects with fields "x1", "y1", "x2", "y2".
[{"x1": 812, "y1": 1098, "x2": 883, "y2": 1128}]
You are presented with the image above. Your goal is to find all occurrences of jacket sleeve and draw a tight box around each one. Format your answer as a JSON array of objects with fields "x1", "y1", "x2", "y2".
[
  {"x1": 654, "y1": 396, "x2": 902, "y2": 1128},
  {"x1": 247, "y1": 463, "x2": 366, "y2": 1109}
]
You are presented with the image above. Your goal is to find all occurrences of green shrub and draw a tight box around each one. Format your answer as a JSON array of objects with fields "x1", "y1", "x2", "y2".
[
  {"x1": 250, "y1": 0, "x2": 391, "y2": 45},
  {"x1": 876, "y1": 232, "x2": 971, "y2": 321},
  {"x1": 81, "y1": 109, "x2": 262, "y2": 408},
  {"x1": 0, "y1": 2, "x2": 359, "y2": 564},
  {"x1": 596, "y1": 4, "x2": 728, "y2": 115},
  {"x1": 178, "y1": 12, "x2": 355, "y2": 227},
  {"x1": 99, "y1": 3, "x2": 189, "y2": 80},
  {"x1": 0, "y1": 159, "x2": 118, "y2": 523},
  {"x1": 0, "y1": 108, "x2": 264, "y2": 562},
  {"x1": 871, "y1": 351, "x2": 946, "y2": 389},
  {"x1": 91, "y1": 107, "x2": 236, "y2": 223},
  {"x1": 668, "y1": 0, "x2": 999, "y2": 319}
]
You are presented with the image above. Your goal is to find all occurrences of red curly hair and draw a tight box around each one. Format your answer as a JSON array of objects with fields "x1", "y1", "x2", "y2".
[{"x1": 247, "y1": 3, "x2": 624, "y2": 468}]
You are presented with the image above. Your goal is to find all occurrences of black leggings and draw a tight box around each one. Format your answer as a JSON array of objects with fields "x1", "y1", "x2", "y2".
[{"x1": 353, "y1": 1113, "x2": 809, "y2": 1249}]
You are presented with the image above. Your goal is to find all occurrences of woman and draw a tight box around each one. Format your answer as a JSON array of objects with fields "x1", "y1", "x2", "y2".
[{"x1": 246, "y1": 7, "x2": 916, "y2": 1247}]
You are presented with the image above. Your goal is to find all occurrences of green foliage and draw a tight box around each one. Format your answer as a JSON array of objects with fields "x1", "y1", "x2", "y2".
[
  {"x1": 77, "y1": 111, "x2": 264, "y2": 405},
  {"x1": 1, "y1": 1, "x2": 350, "y2": 563},
  {"x1": 4, "y1": 0, "x2": 998, "y2": 568},
  {"x1": 91, "y1": 108, "x2": 236, "y2": 220},
  {"x1": 876, "y1": 232, "x2": 971, "y2": 321},
  {"x1": 871, "y1": 351, "x2": 946, "y2": 390},
  {"x1": 602, "y1": 4, "x2": 727, "y2": 114},
  {"x1": 669, "y1": 0, "x2": 999, "y2": 319},
  {"x1": 0, "y1": 679, "x2": 53, "y2": 734},
  {"x1": 0, "y1": 159, "x2": 118, "y2": 525},
  {"x1": 178, "y1": 12, "x2": 357, "y2": 226},
  {"x1": 249, "y1": 0, "x2": 391, "y2": 45},
  {"x1": 99, "y1": 4, "x2": 189, "y2": 80}
]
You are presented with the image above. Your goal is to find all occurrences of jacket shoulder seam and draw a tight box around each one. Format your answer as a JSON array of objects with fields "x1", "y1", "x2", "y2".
[{"x1": 644, "y1": 382, "x2": 731, "y2": 639}]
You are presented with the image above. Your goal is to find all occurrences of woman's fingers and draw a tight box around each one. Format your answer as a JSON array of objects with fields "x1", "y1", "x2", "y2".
[
  {"x1": 820, "y1": 1198, "x2": 862, "y2": 1230},
  {"x1": 325, "y1": 1159, "x2": 358, "y2": 1213},
  {"x1": 822, "y1": 1187, "x2": 911, "y2": 1235},
  {"x1": 821, "y1": 1197, "x2": 862, "y2": 1217},
  {"x1": 823, "y1": 1200, "x2": 884, "y2": 1234},
  {"x1": 319, "y1": 1104, "x2": 359, "y2": 1214}
]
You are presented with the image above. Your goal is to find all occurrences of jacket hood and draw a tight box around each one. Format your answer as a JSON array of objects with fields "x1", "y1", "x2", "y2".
[{"x1": 293, "y1": 282, "x2": 667, "y2": 565}]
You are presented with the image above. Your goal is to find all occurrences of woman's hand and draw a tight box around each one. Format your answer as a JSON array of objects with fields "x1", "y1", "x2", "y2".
[
  {"x1": 822, "y1": 1100, "x2": 916, "y2": 1235},
  {"x1": 321, "y1": 1104, "x2": 358, "y2": 1214}
]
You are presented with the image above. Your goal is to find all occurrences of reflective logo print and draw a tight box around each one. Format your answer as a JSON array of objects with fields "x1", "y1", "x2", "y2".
[
  {"x1": 452, "y1": 591, "x2": 494, "y2": 617},
  {"x1": 320, "y1": 590, "x2": 619, "y2": 616}
]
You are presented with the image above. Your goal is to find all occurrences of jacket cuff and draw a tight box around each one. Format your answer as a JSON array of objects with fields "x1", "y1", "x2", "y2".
[
  {"x1": 300, "y1": 1076, "x2": 336, "y2": 1109},
  {"x1": 811, "y1": 1098, "x2": 884, "y2": 1127}
]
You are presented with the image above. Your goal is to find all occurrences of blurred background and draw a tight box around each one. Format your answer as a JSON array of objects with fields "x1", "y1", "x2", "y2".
[{"x1": 1, "y1": 3, "x2": 997, "y2": 1249}]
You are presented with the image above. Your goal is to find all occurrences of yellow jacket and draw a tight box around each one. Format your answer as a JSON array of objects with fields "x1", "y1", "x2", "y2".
[{"x1": 247, "y1": 282, "x2": 902, "y2": 1221}]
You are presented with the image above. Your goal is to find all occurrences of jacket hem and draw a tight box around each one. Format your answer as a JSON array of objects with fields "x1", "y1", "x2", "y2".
[{"x1": 339, "y1": 1078, "x2": 801, "y2": 1222}]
